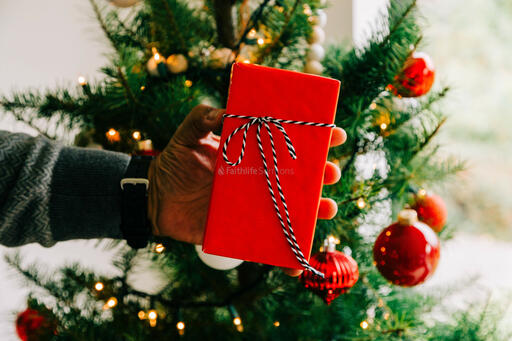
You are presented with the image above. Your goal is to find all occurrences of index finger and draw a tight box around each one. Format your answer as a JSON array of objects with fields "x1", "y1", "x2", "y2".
[{"x1": 330, "y1": 127, "x2": 347, "y2": 147}]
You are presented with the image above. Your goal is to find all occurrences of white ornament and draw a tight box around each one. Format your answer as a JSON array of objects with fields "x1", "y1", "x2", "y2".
[
  {"x1": 166, "y1": 54, "x2": 188, "y2": 74},
  {"x1": 109, "y1": 0, "x2": 139, "y2": 8},
  {"x1": 304, "y1": 60, "x2": 324, "y2": 75},
  {"x1": 210, "y1": 48, "x2": 235, "y2": 69},
  {"x1": 307, "y1": 44, "x2": 325, "y2": 61},
  {"x1": 195, "y1": 245, "x2": 243, "y2": 270},
  {"x1": 146, "y1": 54, "x2": 163, "y2": 77},
  {"x1": 308, "y1": 26, "x2": 325, "y2": 44},
  {"x1": 312, "y1": 9, "x2": 327, "y2": 28}
]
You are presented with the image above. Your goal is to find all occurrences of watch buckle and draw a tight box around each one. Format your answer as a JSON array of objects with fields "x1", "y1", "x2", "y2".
[{"x1": 120, "y1": 178, "x2": 149, "y2": 190}]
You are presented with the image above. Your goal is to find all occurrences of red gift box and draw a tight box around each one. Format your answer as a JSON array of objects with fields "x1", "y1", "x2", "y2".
[{"x1": 202, "y1": 63, "x2": 340, "y2": 271}]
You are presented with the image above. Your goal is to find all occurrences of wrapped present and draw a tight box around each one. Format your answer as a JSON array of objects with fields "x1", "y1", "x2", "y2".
[{"x1": 202, "y1": 63, "x2": 340, "y2": 274}]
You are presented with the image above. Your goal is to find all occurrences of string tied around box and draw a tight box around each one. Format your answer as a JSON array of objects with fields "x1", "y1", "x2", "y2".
[{"x1": 222, "y1": 114, "x2": 336, "y2": 277}]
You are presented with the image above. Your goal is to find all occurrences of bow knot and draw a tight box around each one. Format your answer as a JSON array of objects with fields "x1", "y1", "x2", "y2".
[{"x1": 221, "y1": 114, "x2": 335, "y2": 277}]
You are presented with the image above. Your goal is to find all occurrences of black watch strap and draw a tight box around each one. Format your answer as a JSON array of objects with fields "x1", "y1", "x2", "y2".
[{"x1": 120, "y1": 155, "x2": 153, "y2": 249}]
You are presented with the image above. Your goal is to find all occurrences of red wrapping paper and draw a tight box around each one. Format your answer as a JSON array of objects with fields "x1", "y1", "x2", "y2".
[{"x1": 202, "y1": 63, "x2": 340, "y2": 270}]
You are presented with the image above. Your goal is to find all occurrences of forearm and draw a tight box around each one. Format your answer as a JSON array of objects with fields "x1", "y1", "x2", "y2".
[{"x1": 0, "y1": 131, "x2": 130, "y2": 247}]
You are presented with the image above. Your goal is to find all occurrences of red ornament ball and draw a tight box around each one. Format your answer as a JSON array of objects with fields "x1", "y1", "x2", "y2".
[
  {"x1": 389, "y1": 51, "x2": 435, "y2": 97},
  {"x1": 16, "y1": 308, "x2": 56, "y2": 341},
  {"x1": 373, "y1": 209, "x2": 440, "y2": 287},
  {"x1": 412, "y1": 190, "x2": 447, "y2": 232},
  {"x1": 300, "y1": 237, "x2": 359, "y2": 305}
]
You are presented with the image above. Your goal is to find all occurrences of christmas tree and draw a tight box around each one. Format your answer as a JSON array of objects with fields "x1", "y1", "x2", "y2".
[{"x1": 1, "y1": 0, "x2": 507, "y2": 339}]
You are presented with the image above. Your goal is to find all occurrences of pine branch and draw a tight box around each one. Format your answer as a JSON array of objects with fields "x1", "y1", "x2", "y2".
[
  {"x1": 234, "y1": 0, "x2": 271, "y2": 51},
  {"x1": 90, "y1": 0, "x2": 121, "y2": 52},
  {"x1": 158, "y1": 0, "x2": 187, "y2": 52},
  {"x1": 256, "y1": 0, "x2": 301, "y2": 64}
]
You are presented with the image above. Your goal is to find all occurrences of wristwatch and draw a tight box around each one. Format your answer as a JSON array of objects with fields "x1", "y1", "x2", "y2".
[{"x1": 120, "y1": 155, "x2": 153, "y2": 249}]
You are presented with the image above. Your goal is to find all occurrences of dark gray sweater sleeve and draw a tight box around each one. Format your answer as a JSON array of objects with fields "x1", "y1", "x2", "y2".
[{"x1": 0, "y1": 130, "x2": 130, "y2": 247}]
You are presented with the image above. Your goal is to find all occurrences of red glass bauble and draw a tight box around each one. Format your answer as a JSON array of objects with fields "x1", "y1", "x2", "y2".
[
  {"x1": 300, "y1": 238, "x2": 359, "y2": 305},
  {"x1": 390, "y1": 51, "x2": 435, "y2": 97},
  {"x1": 373, "y1": 209, "x2": 440, "y2": 287},
  {"x1": 16, "y1": 308, "x2": 56, "y2": 341},
  {"x1": 412, "y1": 191, "x2": 447, "y2": 232},
  {"x1": 16, "y1": 308, "x2": 46, "y2": 341}
]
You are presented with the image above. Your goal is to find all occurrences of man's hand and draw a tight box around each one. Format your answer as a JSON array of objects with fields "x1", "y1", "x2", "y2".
[{"x1": 148, "y1": 104, "x2": 347, "y2": 275}]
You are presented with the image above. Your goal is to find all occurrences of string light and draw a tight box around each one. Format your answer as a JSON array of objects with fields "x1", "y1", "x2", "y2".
[
  {"x1": 132, "y1": 131, "x2": 141, "y2": 141},
  {"x1": 94, "y1": 281, "x2": 104, "y2": 291},
  {"x1": 273, "y1": 321, "x2": 280, "y2": 327},
  {"x1": 248, "y1": 28, "x2": 257, "y2": 39},
  {"x1": 176, "y1": 321, "x2": 185, "y2": 335},
  {"x1": 103, "y1": 297, "x2": 118, "y2": 310},
  {"x1": 360, "y1": 320, "x2": 369, "y2": 329},
  {"x1": 276, "y1": 6, "x2": 284, "y2": 13},
  {"x1": 380, "y1": 123, "x2": 388, "y2": 130},
  {"x1": 140, "y1": 85, "x2": 146, "y2": 91},
  {"x1": 417, "y1": 188, "x2": 427, "y2": 198},
  {"x1": 184, "y1": 80, "x2": 193, "y2": 87},
  {"x1": 154, "y1": 243, "x2": 165, "y2": 253},
  {"x1": 356, "y1": 198, "x2": 366, "y2": 209},
  {"x1": 138, "y1": 310, "x2": 146, "y2": 320},
  {"x1": 106, "y1": 128, "x2": 120, "y2": 143},
  {"x1": 148, "y1": 309, "x2": 158, "y2": 327},
  {"x1": 383, "y1": 312, "x2": 390, "y2": 320},
  {"x1": 369, "y1": 102, "x2": 377, "y2": 110},
  {"x1": 78, "y1": 76, "x2": 87, "y2": 86},
  {"x1": 229, "y1": 305, "x2": 243, "y2": 332},
  {"x1": 257, "y1": 38, "x2": 265, "y2": 46}
]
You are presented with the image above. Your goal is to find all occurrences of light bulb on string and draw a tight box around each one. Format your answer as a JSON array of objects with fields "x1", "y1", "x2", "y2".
[
  {"x1": 380, "y1": 123, "x2": 388, "y2": 130},
  {"x1": 357, "y1": 198, "x2": 366, "y2": 209},
  {"x1": 103, "y1": 297, "x2": 118, "y2": 310},
  {"x1": 94, "y1": 282, "x2": 104, "y2": 292},
  {"x1": 184, "y1": 80, "x2": 193, "y2": 88},
  {"x1": 229, "y1": 305, "x2": 243, "y2": 332},
  {"x1": 176, "y1": 321, "x2": 185, "y2": 336},
  {"x1": 257, "y1": 38, "x2": 265, "y2": 46},
  {"x1": 106, "y1": 128, "x2": 120, "y2": 143},
  {"x1": 138, "y1": 310, "x2": 146, "y2": 320},
  {"x1": 132, "y1": 131, "x2": 141, "y2": 141},
  {"x1": 360, "y1": 320, "x2": 369, "y2": 329},
  {"x1": 154, "y1": 243, "x2": 165, "y2": 253},
  {"x1": 273, "y1": 321, "x2": 280, "y2": 327},
  {"x1": 148, "y1": 309, "x2": 158, "y2": 327},
  {"x1": 78, "y1": 76, "x2": 87, "y2": 86}
]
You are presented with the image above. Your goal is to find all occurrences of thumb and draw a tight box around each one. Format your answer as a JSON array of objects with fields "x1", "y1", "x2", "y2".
[{"x1": 173, "y1": 104, "x2": 224, "y2": 146}]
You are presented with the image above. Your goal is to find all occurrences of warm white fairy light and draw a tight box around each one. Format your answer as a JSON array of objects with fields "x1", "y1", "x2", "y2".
[
  {"x1": 103, "y1": 297, "x2": 118, "y2": 310},
  {"x1": 248, "y1": 28, "x2": 257, "y2": 39},
  {"x1": 94, "y1": 281, "x2": 104, "y2": 291},
  {"x1": 148, "y1": 309, "x2": 158, "y2": 327},
  {"x1": 380, "y1": 123, "x2": 388, "y2": 130},
  {"x1": 138, "y1": 310, "x2": 146, "y2": 320},
  {"x1": 273, "y1": 321, "x2": 280, "y2": 327},
  {"x1": 257, "y1": 38, "x2": 265, "y2": 46},
  {"x1": 357, "y1": 198, "x2": 366, "y2": 209},
  {"x1": 360, "y1": 320, "x2": 369, "y2": 329},
  {"x1": 184, "y1": 80, "x2": 193, "y2": 87},
  {"x1": 177, "y1": 321, "x2": 185, "y2": 335},
  {"x1": 132, "y1": 131, "x2": 141, "y2": 141},
  {"x1": 78, "y1": 76, "x2": 87, "y2": 86},
  {"x1": 154, "y1": 243, "x2": 165, "y2": 253},
  {"x1": 417, "y1": 188, "x2": 427, "y2": 198}
]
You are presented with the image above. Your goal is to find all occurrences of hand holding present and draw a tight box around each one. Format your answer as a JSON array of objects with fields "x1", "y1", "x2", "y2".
[{"x1": 148, "y1": 104, "x2": 346, "y2": 276}]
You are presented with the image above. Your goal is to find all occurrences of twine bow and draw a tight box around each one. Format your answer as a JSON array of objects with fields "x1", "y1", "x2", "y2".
[{"x1": 222, "y1": 114, "x2": 336, "y2": 277}]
